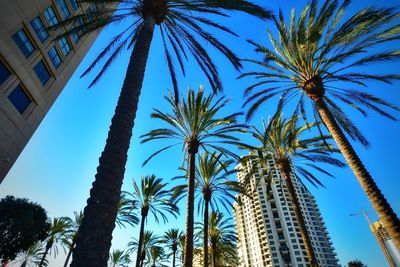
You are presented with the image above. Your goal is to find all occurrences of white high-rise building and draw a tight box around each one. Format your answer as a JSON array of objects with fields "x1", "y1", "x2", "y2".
[{"x1": 234, "y1": 154, "x2": 339, "y2": 267}]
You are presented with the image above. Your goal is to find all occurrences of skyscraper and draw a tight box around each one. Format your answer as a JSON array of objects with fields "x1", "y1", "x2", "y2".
[
  {"x1": 370, "y1": 220, "x2": 400, "y2": 267},
  {"x1": 234, "y1": 153, "x2": 339, "y2": 267},
  {"x1": 0, "y1": 0, "x2": 102, "y2": 182}
]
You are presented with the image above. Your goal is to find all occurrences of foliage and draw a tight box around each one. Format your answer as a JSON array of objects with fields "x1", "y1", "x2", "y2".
[
  {"x1": 241, "y1": 0, "x2": 400, "y2": 145},
  {"x1": 348, "y1": 260, "x2": 367, "y2": 267},
  {"x1": 12, "y1": 242, "x2": 47, "y2": 267},
  {"x1": 127, "y1": 231, "x2": 160, "y2": 265},
  {"x1": 108, "y1": 249, "x2": 131, "y2": 267},
  {"x1": 0, "y1": 196, "x2": 50, "y2": 262},
  {"x1": 123, "y1": 175, "x2": 179, "y2": 224},
  {"x1": 57, "y1": 0, "x2": 272, "y2": 93},
  {"x1": 173, "y1": 151, "x2": 246, "y2": 215},
  {"x1": 141, "y1": 87, "x2": 248, "y2": 164},
  {"x1": 240, "y1": 113, "x2": 345, "y2": 189}
]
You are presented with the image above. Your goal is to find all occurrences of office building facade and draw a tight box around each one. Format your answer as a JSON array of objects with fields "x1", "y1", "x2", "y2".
[
  {"x1": 234, "y1": 154, "x2": 339, "y2": 267},
  {"x1": 0, "y1": 0, "x2": 101, "y2": 182}
]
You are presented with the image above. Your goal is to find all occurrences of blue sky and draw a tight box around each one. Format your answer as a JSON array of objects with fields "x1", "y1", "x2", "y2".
[{"x1": 1, "y1": 0, "x2": 400, "y2": 266}]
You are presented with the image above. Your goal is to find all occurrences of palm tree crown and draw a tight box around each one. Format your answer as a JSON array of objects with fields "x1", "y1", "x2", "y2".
[
  {"x1": 161, "y1": 229, "x2": 183, "y2": 267},
  {"x1": 63, "y1": 0, "x2": 272, "y2": 92}
]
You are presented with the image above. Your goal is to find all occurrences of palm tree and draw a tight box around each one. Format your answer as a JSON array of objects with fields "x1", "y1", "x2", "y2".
[
  {"x1": 241, "y1": 0, "x2": 400, "y2": 248},
  {"x1": 108, "y1": 249, "x2": 131, "y2": 267},
  {"x1": 62, "y1": 212, "x2": 84, "y2": 267},
  {"x1": 161, "y1": 229, "x2": 183, "y2": 267},
  {"x1": 141, "y1": 87, "x2": 247, "y2": 265},
  {"x1": 196, "y1": 211, "x2": 236, "y2": 267},
  {"x1": 38, "y1": 217, "x2": 70, "y2": 267},
  {"x1": 14, "y1": 242, "x2": 46, "y2": 267},
  {"x1": 240, "y1": 114, "x2": 345, "y2": 266},
  {"x1": 124, "y1": 175, "x2": 178, "y2": 267},
  {"x1": 173, "y1": 151, "x2": 244, "y2": 267},
  {"x1": 147, "y1": 246, "x2": 167, "y2": 267},
  {"x1": 127, "y1": 231, "x2": 160, "y2": 267},
  {"x1": 60, "y1": 2, "x2": 271, "y2": 265}
]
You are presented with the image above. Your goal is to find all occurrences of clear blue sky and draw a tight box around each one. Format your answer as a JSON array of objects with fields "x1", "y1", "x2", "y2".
[{"x1": 1, "y1": 0, "x2": 399, "y2": 266}]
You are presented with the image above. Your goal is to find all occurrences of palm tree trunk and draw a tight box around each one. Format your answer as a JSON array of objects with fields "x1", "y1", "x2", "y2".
[
  {"x1": 70, "y1": 16, "x2": 156, "y2": 267},
  {"x1": 203, "y1": 199, "x2": 210, "y2": 267},
  {"x1": 172, "y1": 249, "x2": 176, "y2": 267},
  {"x1": 184, "y1": 147, "x2": 198, "y2": 267},
  {"x1": 211, "y1": 243, "x2": 217, "y2": 267},
  {"x1": 316, "y1": 99, "x2": 400, "y2": 249},
  {"x1": 135, "y1": 215, "x2": 148, "y2": 267},
  {"x1": 278, "y1": 166, "x2": 318, "y2": 267},
  {"x1": 63, "y1": 240, "x2": 75, "y2": 267},
  {"x1": 39, "y1": 240, "x2": 52, "y2": 267}
]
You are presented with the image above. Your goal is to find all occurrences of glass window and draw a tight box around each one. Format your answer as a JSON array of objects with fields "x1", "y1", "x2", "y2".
[
  {"x1": 57, "y1": 0, "x2": 70, "y2": 18},
  {"x1": 48, "y1": 47, "x2": 62, "y2": 68},
  {"x1": 43, "y1": 6, "x2": 59, "y2": 26},
  {"x1": 30, "y1": 17, "x2": 49, "y2": 42},
  {"x1": 34, "y1": 60, "x2": 51, "y2": 85},
  {"x1": 69, "y1": 0, "x2": 78, "y2": 10},
  {"x1": 12, "y1": 30, "x2": 35, "y2": 58},
  {"x1": 58, "y1": 37, "x2": 71, "y2": 56},
  {"x1": 0, "y1": 61, "x2": 11, "y2": 86},
  {"x1": 8, "y1": 85, "x2": 32, "y2": 114}
]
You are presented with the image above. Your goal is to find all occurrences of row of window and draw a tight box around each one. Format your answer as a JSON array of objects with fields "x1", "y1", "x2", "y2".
[
  {"x1": 1, "y1": 61, "x2": 32, "y2": 114},
  {"x1": 2, "y1": 1, "x2": 82, "y2": 115}
]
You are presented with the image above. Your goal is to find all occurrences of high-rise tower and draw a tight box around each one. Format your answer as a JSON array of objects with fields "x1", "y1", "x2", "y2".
[
  {"x1": 234, "y1": 154, "x2": 339, "y2": 267},
  {"x1": 0, "y1": 0, "x2": 102, "y2": 182}
]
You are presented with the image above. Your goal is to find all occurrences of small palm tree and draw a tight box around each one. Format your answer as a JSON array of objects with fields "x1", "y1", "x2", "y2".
[
  {"x1": 127, "y1": 231, "x2": 160, "y2": 267},
  {"x1": 62, "y1": 212, "x2": 84, "y2": 267},
  {"x1": 240, "y1": 114, "x2": 345, "y2": 266},
  {"x1": 14, "y1": 242, "x2": 46, "y2": 267},
  {"x1": 38, "y1": 217, "x2": 71, "y2": 267},
  {"x1": 196, "y1": 211, "x2": 236, "y2": 267},
  {"x1": 141, "y1": 87, "x2": 247, "y2": 265},
  {"x1": 59, "y1": 2, "x2": 271, "y2": 265},
  {"x1": 147, "y1": 246, "x2": 167, "y2": 267},
  {"x1": 108, "y1": 249, "x2": 131, "y2": 267},
  {"x1": 161, "y1": 229, "x2": 183, "y2": 267},
  {"x1": 241, "y1": 0, "x2": 400, "y2": 247},
  {"x1": 124, "y1": 175, "x2": 178, "y2": 267},
  {"x1": 173, "y1": 151, "x2": 244, "y2": 267}
]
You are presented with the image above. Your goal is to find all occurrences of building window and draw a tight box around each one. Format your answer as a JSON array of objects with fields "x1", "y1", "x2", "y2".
[
  {"x1": 34, "y1": 60, "x2": 51, "y2": 85},
  {"x1": 48, "y1": 47, "x2": 62, "y2": 68},
  {"x1": 8, "y1": 85, "x2": 32, "y2": 114},
  {"x1": 58, "y1": 37, "x2": 71, "y2": 56},
  {"x1": 57, "y1": 0, "x2": 71, "y2": 18},
  {"x1": 0, "y1": 61, "x2": 11, "y2": 86},
  {"x1": 69, "y1": 0, "x2": 79, "y2": 10},
  {"x1": 12, "y1": 30, "x2": 35, "y2": 58},
  {"x1": 30, "y1": 17, "x2": 49, "y2": 43},
  {"x1": 43, "y1": 6, "x2": 59, "y2": 26}
]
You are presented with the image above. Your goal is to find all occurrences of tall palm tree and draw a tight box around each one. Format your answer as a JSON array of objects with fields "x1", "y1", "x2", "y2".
[
  {"x1": 108, "y1": 249, "x2": 131, "y2": 267},
  {"x1": 127, "y1": 231, "x2": 160, "y2": 267},
  {"x1": 241, "y1": 0, "x2": 400, "y2": 248},
  {"x1": 196, "y1": 211, "x2": 236, "y2": 267},
  {"x1": 141, "y1": 87, "x2": 247, "y2": 265},
  {"x1": 240, "y1": 114, "x2": 345, "y2": 266},
  {"x1": 59, "y1": 2, "x2": 271, "y2": 265},
  {"x1": 161, "y1": 229, "x2": 183, "y2": 267},
  {"x1": 124, "y1": 175, "x2": 178, "y2": 267},
  {"x1": 38, "y1": 217, "x2": 70, "y2": 267},
  {"x1": 173, "y1": 151, "x2": 244, "y2": 267}
]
